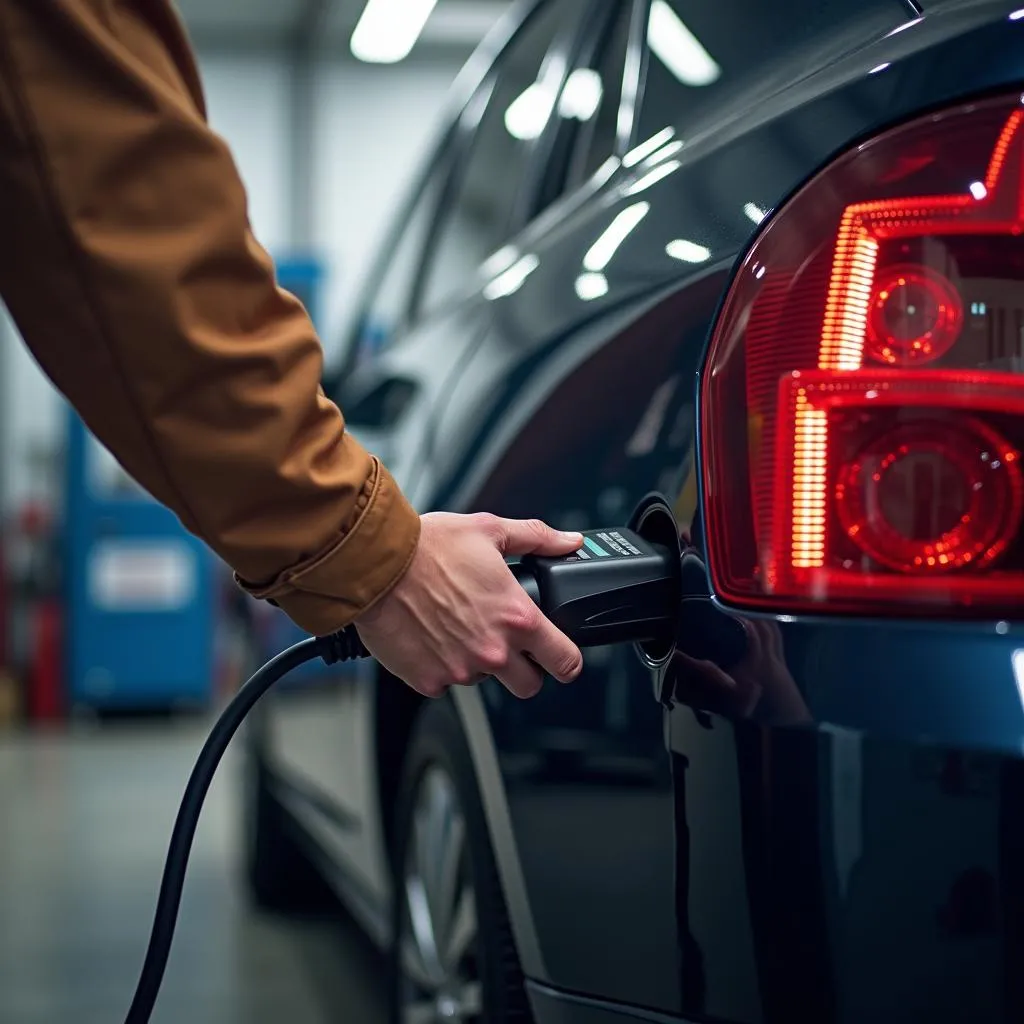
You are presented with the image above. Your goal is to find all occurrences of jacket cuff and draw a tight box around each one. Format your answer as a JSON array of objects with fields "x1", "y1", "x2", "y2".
[{"x1": 235, "y1": 458, "x2": 421, "y2": 636}]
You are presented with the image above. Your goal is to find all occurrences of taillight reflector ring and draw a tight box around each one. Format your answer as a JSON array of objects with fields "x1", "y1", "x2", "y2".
[
  {"x1": 866, "y1": 265, "x2": 963, "y2": 366},
  {"x1": 834, "y1": 417, "x2": 1022, "y2": 573}
]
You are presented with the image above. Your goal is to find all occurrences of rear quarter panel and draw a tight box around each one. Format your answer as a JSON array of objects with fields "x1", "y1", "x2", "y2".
[{"x1": 438, "y1": 1, "x2": 1024, "y2": 1019}]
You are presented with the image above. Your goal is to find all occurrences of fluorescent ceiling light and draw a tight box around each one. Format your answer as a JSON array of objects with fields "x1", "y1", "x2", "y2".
[
  {"x1": 744, "y1": 202, "x2": 767, "y2": 224},
  {"x1": 558, "y1": 68, "x2": 604, "y2": 122},
  {"x1": 622, "y1": 160, "x2": 681, "y2": 196},
  {"x1": 623, "y1": 127, "x2": 675, "y2": 168},
  {"x1": 885, "y1": 17, "x2": 921, "y2": 36},
  {"x1": 592, "y1": 155, "x2": 621, "y2": 184},
  {"x1": 1011, "y1": 8, "x2": 1024, "y2": 19},
  {"x1": 651, "y1": 139, "x2": 684, "y2": 161},
  {"x1": 666, "y1": 238, "x2": 711, "y2": 263},
  {"x1": 868, "y1": 62, "x2": 890, "y2": 74},
  {"x1": 505, "y1": 81, "x2": 556, "y2": 140},
  {"x1": 480, "y1": 244, "x2": 519, "y2": 279},
  {"x1": 583, "y1": 202, "x2": 650, "y2": 272},
  {"x1": 351, "y1": 0, "x2": 438, "y2": 63},
  {"x1": 483, "y1": 254, "x2": 540, "y2": 300},
  {"x1": 648, "y1": 0, "x2": 721, "y2": 87},
  {"x1": 1012, "y1": 649, "x2": 1024, "y2": 713},
  {"x1": 575, "y1": 272, "x2": 609, "y2": 301}
]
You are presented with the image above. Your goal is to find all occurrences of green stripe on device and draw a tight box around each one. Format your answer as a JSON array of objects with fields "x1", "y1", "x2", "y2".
[{"x1": 583, "y1": 536, "x2": 610, "y2": 557}]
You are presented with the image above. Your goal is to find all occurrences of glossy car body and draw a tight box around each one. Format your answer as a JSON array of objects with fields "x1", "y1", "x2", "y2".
[{"x1": 247, "y1": 0, "x2": 1024, "y2": 1020}]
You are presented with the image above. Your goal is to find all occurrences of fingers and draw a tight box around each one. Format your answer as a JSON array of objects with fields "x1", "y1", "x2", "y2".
[
  {"x1": 494, "y1": 652, "x2": 546, "y2": 700},
  {"x1": 516, "y1": 605, "x2": 583, "y2": 684},
  {"x1": 486, "y1": 515, "x2": 582, "y2": 558}
]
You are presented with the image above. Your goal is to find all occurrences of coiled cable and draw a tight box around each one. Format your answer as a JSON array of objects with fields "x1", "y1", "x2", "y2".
[{"x1": 123, "y1": 626, "x2": 370, "y2": 1024}]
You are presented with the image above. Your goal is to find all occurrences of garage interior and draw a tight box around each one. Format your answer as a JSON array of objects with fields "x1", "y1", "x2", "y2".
[{"x1": 0, "y1": 2, "x2": 508, "y2": 1021}]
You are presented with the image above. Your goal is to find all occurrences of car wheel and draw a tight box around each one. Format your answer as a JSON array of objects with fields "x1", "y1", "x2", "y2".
[
  {"x1": 242, "y1": 750, "x2": 328, "y2": 914},
  {"x1": 389, "y1": 698, "x2": 532, "y2": 1024}
]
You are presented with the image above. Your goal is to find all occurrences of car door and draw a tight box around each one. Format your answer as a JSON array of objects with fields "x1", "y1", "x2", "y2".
[
  {"x1": 263, "y1": 138, "x2": 467, "y2": 906},
  {"x1": 264, "y1": 0, "x2": 594, "y2": 907}
]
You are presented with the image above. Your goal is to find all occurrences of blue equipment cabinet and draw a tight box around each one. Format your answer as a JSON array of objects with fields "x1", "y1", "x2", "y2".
[{"x1": 64, "y1": 412, "x2": 214, "y2": 709}]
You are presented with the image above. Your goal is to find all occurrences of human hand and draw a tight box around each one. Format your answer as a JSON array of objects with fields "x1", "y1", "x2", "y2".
[{"x1": 355, "y1": 512, "x2": 584, "y2": 699}]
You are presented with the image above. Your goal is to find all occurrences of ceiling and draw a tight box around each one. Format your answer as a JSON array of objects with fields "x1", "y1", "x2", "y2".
[{"x1": 173, "y1": 0, "x2": 513, "y2": 54}]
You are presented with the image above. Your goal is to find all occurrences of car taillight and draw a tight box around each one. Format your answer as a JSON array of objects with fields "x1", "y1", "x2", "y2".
[{"x1": 701, "y1": 93, "x2": 1024, "y2": 616}]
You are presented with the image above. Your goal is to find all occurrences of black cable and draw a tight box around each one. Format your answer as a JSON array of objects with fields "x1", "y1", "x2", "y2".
[{"x1": 123, "y1": 626, "x2": 369, "y2": 1024}]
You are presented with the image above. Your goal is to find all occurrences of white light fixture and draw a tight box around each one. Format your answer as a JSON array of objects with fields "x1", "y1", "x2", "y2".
[
  {"x1": 575, "y1": 272, "x2": 609, "y2": 301},
  {"x1": 480, "y1": 244, "x2": 520, "y2": 279},
  {"x1": 505, "y1": 81, "x2": 556, "y2": 140},
  {"x1": 969, "y1": 180, "x2": 988, "y2": 200},
  {"x1": 351, "y1": 0, "x2": 438, "y2": 63},
  {"x1": 651, "y1": 139, "x2": 685, "y2": 161},
  {"x1": 1011, "y1": 8, "x2": 1024, "y2": 19},
  {"x1": 868, "y1": 62, "x2": 891, "y2": 74},
  {"x1": 592, "y1": 155, "x2": 622, "y2": 185},
  {"x1": 885, "y1": 17, "x2": 922, "y2": 37},
  {"x1": 743, "y1": 202, "x2": 767, "y2": 225},
  {"x1": 558, "y1": 68, "x2": 603, "y2": 122},
  {"x1": 623, "y1": 160, "x2": 682, "y2": 196},
  {"x1": 666, "y1": 238, "x2": 711, "y2": 263},
  {"x1": 623, "y1": 127, "x2": 676, "y2": 168},
  {"x1": 648, "y1": 0, "x2": 721, "y2": 87},
  {"x1": 583, "y1": 202, "x2": 650, "y2": 272},
  {"x1": 1012, "y1": 649, "x2": 1024, "y2": 714},
  {"x1": 483, "y1": 254, "x2": 540, "y2": 301}
]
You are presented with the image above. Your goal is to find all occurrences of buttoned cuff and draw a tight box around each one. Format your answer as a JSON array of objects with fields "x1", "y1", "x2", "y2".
[{"x1": 235, "y1": 458, "x2": 421, "y2": 636}]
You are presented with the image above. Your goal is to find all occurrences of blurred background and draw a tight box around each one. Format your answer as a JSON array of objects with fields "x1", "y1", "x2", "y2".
[{"x1": 0, "y1": 2, "x2": 508, "y2": 1021}]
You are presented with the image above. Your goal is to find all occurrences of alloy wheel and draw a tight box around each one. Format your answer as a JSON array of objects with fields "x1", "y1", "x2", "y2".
[{"x1": 398, "y1": 764, "x2": 481, "y2": 1023}]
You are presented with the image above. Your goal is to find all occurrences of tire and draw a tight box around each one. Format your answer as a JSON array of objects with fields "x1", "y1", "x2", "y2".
[
  {"x1": 388, "y1": 698, "x2": 532, "y2": 1024},
  {"x1": 242, "y1": 750, "x2": 332, "y2": 915}
]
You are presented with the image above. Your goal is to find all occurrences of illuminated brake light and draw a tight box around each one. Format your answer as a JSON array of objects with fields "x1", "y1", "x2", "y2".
[
  {"x1": 790, "y1": 388, "x2": 828, "y2": 569},
  {"x1": 819, "y1": 228, "x2": 877, "y2": 371},
  {"x1": 985, "y1": 108, "x2": 1024, "y2": 190},
  {"x1": 701, "y1": 94, "x2": 1024, "y2": 617}
]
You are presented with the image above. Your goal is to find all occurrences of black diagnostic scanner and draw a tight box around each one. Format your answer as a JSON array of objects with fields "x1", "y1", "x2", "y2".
[{"x1": 511, "y1": 527, "x2": 680, "y2": 650}]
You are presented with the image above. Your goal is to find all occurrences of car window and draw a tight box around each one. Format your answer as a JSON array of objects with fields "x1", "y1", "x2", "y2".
[
  {"x1": 417, "y1": 0, "x2": 584, "y2": 316},
  {"x1": 565, "y1": 2, "x2": 635, "y2": 188},
  {"x1": 636, "y1": 0, "x2": 903, "y2": 144},
  {"x1": 534, "y1": 2, "x2": 635, "y2": 212},
  {"x1": 350, "y1": 156, "x2": 449, "y2": 366}
]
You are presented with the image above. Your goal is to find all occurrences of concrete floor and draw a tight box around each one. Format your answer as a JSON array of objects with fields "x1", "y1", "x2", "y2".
[{"x1": 0, "y1": 716, "x2": 388, "y2": 1024}]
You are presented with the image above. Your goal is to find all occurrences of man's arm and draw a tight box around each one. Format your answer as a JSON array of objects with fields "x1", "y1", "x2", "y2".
[{"x1": 0, "y1": 0, "x2": 419, "y2": 635}]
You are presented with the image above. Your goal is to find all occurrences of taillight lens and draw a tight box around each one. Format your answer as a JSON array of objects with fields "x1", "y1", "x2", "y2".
[{"x1": 701, "y1": 94, "x2": 1024, "y2": 615}]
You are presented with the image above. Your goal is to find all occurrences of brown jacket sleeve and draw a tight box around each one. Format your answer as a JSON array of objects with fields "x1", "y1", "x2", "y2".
[{"x1": 0, "y1": 0, "x2": 421, "y2": 636}]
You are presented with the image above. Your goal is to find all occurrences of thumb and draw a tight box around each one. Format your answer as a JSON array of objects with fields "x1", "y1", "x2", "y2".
[{"x1": 494, "y1": 517, "x2": 583, "y2": 557}]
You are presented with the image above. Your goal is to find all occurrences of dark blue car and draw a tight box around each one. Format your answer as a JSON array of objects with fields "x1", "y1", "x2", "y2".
[{"x1": 242, "y1": 1, "x2": 1024, "y2": 1021}]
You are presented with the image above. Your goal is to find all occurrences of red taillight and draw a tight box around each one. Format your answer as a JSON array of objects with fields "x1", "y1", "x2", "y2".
[{"x1": 702, "y1": 94, "x2": 1024, "y2": 615}]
